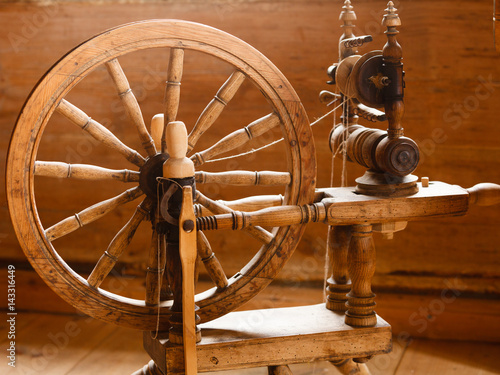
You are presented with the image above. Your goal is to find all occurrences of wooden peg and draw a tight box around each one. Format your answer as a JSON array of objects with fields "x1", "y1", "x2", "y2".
[
  {"x1": 163, "y1": 121, "x2": 195, "y2": 179},
  {"x1": 151, "y1": 114, "x2": 164, "y2": 152},
  {"x1": 345, "y1": 224, "x2": 377, "y2": 327},
  {"x1": 467, "y1": 183, "x2": 500, "y2": 206}
]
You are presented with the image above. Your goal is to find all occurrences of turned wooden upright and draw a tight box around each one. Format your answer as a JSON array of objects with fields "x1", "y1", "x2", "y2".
[
  {"x1": 325, "y1": 0, "x2": 357, "y2": 315},
  {"x1": 326, "y1": 1, "x2": 414, "y2": 329}
]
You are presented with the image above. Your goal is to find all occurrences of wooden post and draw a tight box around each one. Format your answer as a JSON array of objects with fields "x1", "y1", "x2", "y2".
[
  {"x1": 381, "y1": 1, "x2": 404, "y2": 140},
  {"x1": 161, "y1": 121, "x2": 200, "y2": 346},
  {"x1": 326, "y1": 225, "x2": 352, "y2": 312},
  {"x1": 345, "y1": 224, "x2": 377, "y2": 327}
]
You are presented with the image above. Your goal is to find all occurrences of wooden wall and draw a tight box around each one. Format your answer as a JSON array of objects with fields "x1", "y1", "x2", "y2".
[{"x1": 1, "y1": 0, "x2": 499, "y2": 341}]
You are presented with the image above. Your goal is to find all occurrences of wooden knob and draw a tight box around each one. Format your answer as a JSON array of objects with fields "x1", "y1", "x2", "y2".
[
  {"x1": 467, "y1": 183, "x2": 500, "y2": 206},
  {"x1": 151, "y1": 114, "x2": 164, "y2": 151},
  {"x1": 163, "y1": 121, "x2": 195, "y2": 179}
]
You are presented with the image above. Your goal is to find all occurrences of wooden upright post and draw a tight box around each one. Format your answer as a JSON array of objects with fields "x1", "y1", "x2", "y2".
[
  {"x1": 326, "y1": 226, "x2": 352, "y2": 312},
  {"x1": 345, "y1": 224, "x2": 377, "y2": 327}
]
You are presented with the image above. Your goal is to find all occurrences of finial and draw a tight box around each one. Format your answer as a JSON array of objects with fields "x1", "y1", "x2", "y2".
[
  {"x1": 340, "y1": 0, "x2": 356, "y2": 23},
  {"x1": 382, "y1": 1, "x2": 401, "y2": 28}
]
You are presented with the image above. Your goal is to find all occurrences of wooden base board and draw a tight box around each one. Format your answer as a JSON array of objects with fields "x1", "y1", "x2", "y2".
[{"x1": 144, "y1": 304, "x2": 392, "y2": 374}]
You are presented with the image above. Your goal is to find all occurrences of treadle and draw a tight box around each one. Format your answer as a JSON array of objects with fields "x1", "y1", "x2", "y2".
[{"x1": 144, "y1": 304, "x2": 392, "y2": 374}]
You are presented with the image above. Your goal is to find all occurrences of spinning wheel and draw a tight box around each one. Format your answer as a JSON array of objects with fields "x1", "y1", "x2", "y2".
[
  {"x1": 7, "y1": 2, "x2": 500, "y2": 375},
  {"x1": 6, "y1": 20, "x2": 316, "y2": 331}
]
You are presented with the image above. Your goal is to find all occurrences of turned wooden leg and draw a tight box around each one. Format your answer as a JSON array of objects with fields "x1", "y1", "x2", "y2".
[
  {"x1": 345, "y1": 224, "x2": 377, "y2": 327},
  {"x1": 268, "y1": 365, "x2": 293, "y2": 375},
  {"x1": 132, "y1": 360, "x2": 164, "y2": 375},
  {"x1": 326, "y1": 225, "x2": 352, "y2": 312},
  {"x1": 331, "y1": 359, "x2": 371, "y2": 375}
]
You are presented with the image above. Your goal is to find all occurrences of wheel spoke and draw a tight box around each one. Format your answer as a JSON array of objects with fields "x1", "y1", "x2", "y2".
[
  {"x1": 105, "y1": 58, "x2": 157, "y2": 156},
  {"x1": 34, "y1": 161, "x2": 139, "y2": 182},
  {"x1": 162, "y1": 48, "x2": 184, "y2": 153},
  {"x1": 87, "y1": 198, "x2": 152, "y2": 289},
  {"x1": 191, "y1": 113, "x2": 281, "y2": 167},
  {"x1": 57, "y1": 99, "x2": 145, "y2": 167},
  {"x1": 45, "y1": 186, "x2": 143, "y2": 241},
  {"x1": 197, "y1": 231, "x2": 228, "y2": 290},
  {"x1": 195, "y1": 170, "x2": 291, "y2": 186},
  {"x1": 195, "y1": 194, "x2": 284, "y2": 216},
  {"x1": 187, "y1": 70, "x2": 246, "y2": 152},
  {"x1": 196, "y1": 191, "x2": 273, "y2": 244}
]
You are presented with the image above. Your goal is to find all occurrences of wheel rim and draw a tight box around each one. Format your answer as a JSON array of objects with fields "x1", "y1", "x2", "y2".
[{"x1": 7, "y1": 20, "x2": 316, "y2": 330}]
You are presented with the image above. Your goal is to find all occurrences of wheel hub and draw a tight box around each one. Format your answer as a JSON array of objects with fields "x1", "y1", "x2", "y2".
[{"x1": 139, "y1": 153, "x2": 169, "y2": 199}]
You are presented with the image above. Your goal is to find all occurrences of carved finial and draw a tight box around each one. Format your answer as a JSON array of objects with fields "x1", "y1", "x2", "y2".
[
  {"x1": 340, "y1": 0, "x2": 356, "y2": 24},
  {"x1": 382, "y1": 1, "x2": 401, "y2": 28},
  {"x1": 339, "y1": 0, "x2": 357, "y2": 59}
]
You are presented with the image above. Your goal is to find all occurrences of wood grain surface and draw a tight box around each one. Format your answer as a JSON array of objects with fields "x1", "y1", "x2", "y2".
[{"x1": 1, "y1": 0, "x2": 499, "y2": 337}]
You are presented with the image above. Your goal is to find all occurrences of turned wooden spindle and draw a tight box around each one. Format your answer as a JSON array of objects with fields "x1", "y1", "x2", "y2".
[
  {"x1": 195, "y1": 191, "x2": 273, "y2": 244},
  {"x1": 196, "y1": 202, "x2": 327, "y2": 231},
  {"x1": 45, "y1": 187, "x2": 143, "y2": 242},
  {"x1": 381, "y1": 1, "x2": 404, "y2": 140},
  {"x1": 345, "y1": 224, "x2": 377, "y2": 327},
  {"x1": 191, "y1": 112, "x2": 280, "y2": 167},
  {"x1": 87, "y1": 198, "x2": 151, "y2": 289},
  {"x1": 218, "y1": 194, "x2": 284, "y2": 212},
  {"x1": 56, "y1": 99, "x2": 145, "y2": 167},
  {"x1": 105, "y1": 58, "x2": 156, "y2": 156},
  {"x1": 188, "y1": 70, "x2": 246, "y2": 152},
  {"x1": 194, "y1": 195, "x2": 284, "y2": 217},
  {"x1": 195, "y1": 170, "x2": 291, "y2": 186},
  {"x1": 162, "y1": 48, "x2": 184, "y2": 153},
  {"x1": 326, "y1": 225, "x2": 352, "y2": 312},
  {"x1": 467, "y1": 183, "x2": 500, "y2": 206},
  {"x1": 34, "y1": 161, "x2": 139, "y2": 182},
  {"x1": 197, "y1": 231, "x2": 229, "y2": 290}
]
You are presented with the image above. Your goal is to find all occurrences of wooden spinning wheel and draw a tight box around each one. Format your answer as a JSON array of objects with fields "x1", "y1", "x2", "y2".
[
  {"x1": 7, "y1": 2, "x2": 500, "y2": 375},
  {"x1": 6, "y1": 19, "x2": 316, "y2": 331}
]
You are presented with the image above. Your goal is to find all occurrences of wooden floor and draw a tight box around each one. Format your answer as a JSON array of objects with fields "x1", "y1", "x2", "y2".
[{"x1": 2, "y1": 312, "x2": 499, "y2": 375}]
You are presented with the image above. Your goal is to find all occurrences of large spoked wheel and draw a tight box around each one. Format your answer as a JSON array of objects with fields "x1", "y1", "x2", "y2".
[{"x1": 6, "y1": 20, "x2": 316, "y2": 330}]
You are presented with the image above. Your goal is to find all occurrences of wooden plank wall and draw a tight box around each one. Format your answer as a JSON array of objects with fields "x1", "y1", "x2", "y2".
[{"x1": 1, "y1": 0, "x2": 499, "y2": 340}]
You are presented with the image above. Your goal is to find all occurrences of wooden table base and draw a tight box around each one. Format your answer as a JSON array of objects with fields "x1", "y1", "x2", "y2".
[{"x1": 143, "y1": 304, "x2": 391, "y2": 374}]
